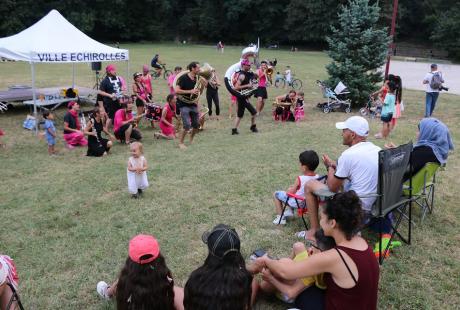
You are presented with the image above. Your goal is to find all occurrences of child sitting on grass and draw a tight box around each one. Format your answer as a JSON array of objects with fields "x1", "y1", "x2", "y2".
[
  {"x1": 43, "y1": 111, "x2": 57, "y2": 156},
  {"x1": 127, "y1": 141, "x2": 148, "y2": 198},
  {"x1": 256, "y1": 229, "x2": 335, "y2": 305},
  {"x1": 273, "y1": 150, "x2": 319, "y2": 225}
]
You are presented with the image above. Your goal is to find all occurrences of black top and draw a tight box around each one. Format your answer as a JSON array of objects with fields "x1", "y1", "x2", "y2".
[
  {"x1": 281, "y1": 94, "x2": 294, "y2": 104},
  {"x1": 151, "y1": 55, "x2": 159, "y2": 66},
  {"x1": 99, "y1": 75, "x2": 122, "y2": 106},
  {"x1": 296, "y1": 98, "x2": 304, "y2": 107},
  {"x1": 89, "y1": 117, "x2": 104, "y2": 141},
  {"x1": 177, "y1": 73, "x2": 197, "y2": 106},
  {"x1": 404, "y1": 145, "x2": 440, "y2": 180},
  {"x1": 63, "y1": 112, "x2": 77, "y2": 134},
  {"x1": 238, "y1": 70, "x2": 254, "y2": 86}
]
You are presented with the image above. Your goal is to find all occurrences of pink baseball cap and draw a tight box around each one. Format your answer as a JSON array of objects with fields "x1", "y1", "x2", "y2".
[
  {"x1": 128, "y1": 234, "x2": 160, "y2": 264},
  {"x1": 67, "y1": 101, "x2": 77, "y2": 109},
  {"x1": 241, "y1": 59, "x2": 251, "y2": 66},
  {"x1": 106, "y1": 64, "x2": 116, "y2": 73}
]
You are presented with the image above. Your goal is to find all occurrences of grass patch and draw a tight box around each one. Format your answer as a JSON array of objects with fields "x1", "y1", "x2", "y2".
[{"x1": 0, "y1": 43, "x2": 459, "y2": 309}]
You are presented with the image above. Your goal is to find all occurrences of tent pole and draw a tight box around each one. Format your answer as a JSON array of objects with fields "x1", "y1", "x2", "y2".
[
  {"x1": 126, "y1": 60, "x2": 130, "y2": 94},
  {"x1": 72, "y1": 63, "x2": 75, "y2": 88},
  {"x1": 31, "y1": 62, "x2": 38, "y2": 133}
]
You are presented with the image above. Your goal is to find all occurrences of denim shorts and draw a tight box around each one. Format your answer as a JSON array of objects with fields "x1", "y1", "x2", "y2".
[
  {"x1": 275, "y1": 191, "x2": 305, "y2": 208},
  {"x1": 180, "y1": 104, "x2": 199, "y2": 130}
]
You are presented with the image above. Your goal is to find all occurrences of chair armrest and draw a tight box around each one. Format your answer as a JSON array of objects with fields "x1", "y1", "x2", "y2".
[
  {"x1": 314, "y1": 188, "x2": 335, "y2": 200},
  {"x1": 286, "y1": 192, "x2": 305, "y2": 201}
]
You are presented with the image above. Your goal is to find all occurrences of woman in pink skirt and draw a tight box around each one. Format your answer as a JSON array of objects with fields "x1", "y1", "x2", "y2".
[{"x1": 155, "y1": 94, "x2": 177, "y2": 139}]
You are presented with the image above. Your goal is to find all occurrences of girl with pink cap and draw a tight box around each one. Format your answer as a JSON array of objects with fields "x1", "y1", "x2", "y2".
[{"x1": 96, "y1": 234, "x2": 184, "y2": 309}]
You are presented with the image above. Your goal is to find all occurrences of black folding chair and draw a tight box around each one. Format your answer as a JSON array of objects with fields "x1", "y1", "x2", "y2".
[
  {"x1": 370, "y1": 142, "x2": 413, "y2": 264},
  {"x1": 6, "y1": 282, "x2": 25, "y2": 310}
]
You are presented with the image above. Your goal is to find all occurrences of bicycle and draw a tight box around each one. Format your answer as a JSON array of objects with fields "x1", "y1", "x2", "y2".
[
  {"x1": 150, "y1": 63, "x2": 173, "y2": 80},
  {"x1": 274, "y1": 75, "x2": 302, "y2": 90}
]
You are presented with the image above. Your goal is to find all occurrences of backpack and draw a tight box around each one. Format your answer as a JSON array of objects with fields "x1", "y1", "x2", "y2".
[{"x1": 430, "y1": 72, "x2": 443, "y2": 90}]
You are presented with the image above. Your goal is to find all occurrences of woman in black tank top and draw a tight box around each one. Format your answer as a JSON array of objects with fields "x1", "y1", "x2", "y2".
[{"x1": 84, "y1": 107, "x2": 114, "y2": 157}]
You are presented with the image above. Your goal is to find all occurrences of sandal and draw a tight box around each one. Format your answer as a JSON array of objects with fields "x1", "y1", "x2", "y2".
[{"x1": 295, "y1": 231, "x2": 306, "y2": 239}]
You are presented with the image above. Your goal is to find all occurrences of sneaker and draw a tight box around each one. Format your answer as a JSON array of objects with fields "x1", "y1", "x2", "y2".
[
  {"x1": 374, "y1": 133, "x2": 383, "y2": 139},
  {"x1": 283, "y1": 208, "x2": 294, "y2": 218},
  {"x1": 96, "y1": 281, "x2": 110, "y2": 300},
  {"x1": 250, "y1": 125, "x2": 258, "y2": 133},
  {"x1": 232, "y1": 128, "x2": 239, "y2": 135},
  {"x1": 273, "y1": 215, "x2": 286, "y2": 225}
]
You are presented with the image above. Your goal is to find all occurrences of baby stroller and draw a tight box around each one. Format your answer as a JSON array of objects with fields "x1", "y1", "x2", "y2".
[
  {"x1": 360, "y1": 96, "x2": 382, "y2": 118},
  {"x1": 316, "y1": 80, "x2": 351, "y2": 113}
]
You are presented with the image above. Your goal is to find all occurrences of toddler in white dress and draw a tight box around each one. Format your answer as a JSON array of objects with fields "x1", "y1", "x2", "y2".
[{"x1": 127, "y1": 142, "x2": 149, "y2": 198}]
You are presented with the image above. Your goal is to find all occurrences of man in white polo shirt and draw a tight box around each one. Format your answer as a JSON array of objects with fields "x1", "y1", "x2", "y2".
[{"x1": 303, "y1": 116, "x2": 381, "y2": 239}]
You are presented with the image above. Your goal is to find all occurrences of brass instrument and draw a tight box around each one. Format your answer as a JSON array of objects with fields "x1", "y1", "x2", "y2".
[
  {"x1": 266, "y1": 66, "x2": 274, "y2": 84},
  {"x1": 230, "y1": 71, "x2": 259, "y2": 97},
  {"x1": 173, "y1": 63, "x2": 214, "y2": 104},
  {"x1": 209, "y1": 71, "x2": 218, "y2": 89}
]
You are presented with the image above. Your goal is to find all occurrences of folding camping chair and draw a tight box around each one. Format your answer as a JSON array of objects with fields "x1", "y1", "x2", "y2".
[
  {"x1": 278, "y1": 193, "x2": 309, "y2": 230},
  {"x1": 370, "y1": 142, "x2": 413, "y2": 264},
  {"x1": 403, "y1": 162, "x2": 441, "y2": 221},
  {"x1": 279, "y1": 176, "x2": 327, "y2": 229},
  {"x1": 312, "y1": 143, "x2": 413, "y2": 264},
  {"x1": 5, "y1": 282, "x2": 25, "y2": 310}
]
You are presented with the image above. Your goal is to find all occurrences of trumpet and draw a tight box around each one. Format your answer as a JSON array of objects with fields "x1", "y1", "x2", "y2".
[{"x1": 266, "y1": 66, "x2": 274, "y2": 84}]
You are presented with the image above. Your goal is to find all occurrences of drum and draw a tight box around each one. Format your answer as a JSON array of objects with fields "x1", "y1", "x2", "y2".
[{"x1": 144, "y1": 103, "x2": 162, "y2": 121}]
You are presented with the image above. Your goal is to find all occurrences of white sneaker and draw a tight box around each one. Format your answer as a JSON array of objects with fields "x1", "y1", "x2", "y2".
[
  {"x1": 273, "y1": 215, "x2": 286, "y2": 225},
  {"x1": 283, "y1": 208, "x2": 294, "y2": 218},
  {"x1": 97, "y1": 281, "x2": 110, "y2": 300}
]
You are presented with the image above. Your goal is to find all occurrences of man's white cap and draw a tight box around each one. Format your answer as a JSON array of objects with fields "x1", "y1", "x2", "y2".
[{"x1": 335, "y1": 116, "x2": 369, "y2": 137}]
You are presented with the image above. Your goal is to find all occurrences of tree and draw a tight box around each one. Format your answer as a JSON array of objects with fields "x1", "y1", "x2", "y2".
[{"x1": 325, "y1": 0, "x2": 390, "y2": 106}]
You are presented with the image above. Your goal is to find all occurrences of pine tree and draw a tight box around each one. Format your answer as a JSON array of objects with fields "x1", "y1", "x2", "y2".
[{"x1": 325, "y1": 0, "x2": 390, "y2": 106}]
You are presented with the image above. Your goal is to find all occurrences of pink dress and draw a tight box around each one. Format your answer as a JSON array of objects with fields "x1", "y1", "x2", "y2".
[
  {"x1": 159, "y1": 104, "x2": 175, "y2": 137},
  {"x1": 168, "y1": 74, "x2": 176, "y2": 94},
  {"x1": 141, "y1": 74, "x2": 152, "y2": 96}
]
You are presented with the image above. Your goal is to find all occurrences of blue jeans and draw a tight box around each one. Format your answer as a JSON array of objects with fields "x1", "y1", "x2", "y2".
[{"x1": 425, "y1": 92, "x2": 439, "y2": 117}]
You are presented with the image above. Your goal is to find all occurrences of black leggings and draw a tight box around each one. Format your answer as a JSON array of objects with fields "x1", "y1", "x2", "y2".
[{"x1": 206, "y1": 88, "x2": 220, "y2": 116}]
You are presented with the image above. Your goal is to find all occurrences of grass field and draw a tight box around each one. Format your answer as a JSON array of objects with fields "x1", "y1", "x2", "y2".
[{"x1": 0, "y1": 44, "x2": 459, "y2": 309}]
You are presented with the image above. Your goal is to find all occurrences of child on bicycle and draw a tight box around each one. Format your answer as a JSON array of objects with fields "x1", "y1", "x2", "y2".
[
  {"x1": 285, "y1": 66, "x2": 292, "y2": 87},
  {"x1": 272, "y1": 150, "x2": 319, "y2": 225}
]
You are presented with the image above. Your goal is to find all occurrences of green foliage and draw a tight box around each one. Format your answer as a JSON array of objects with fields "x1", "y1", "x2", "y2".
[
  {"x1": 430, "y1": 3, "x2": 460, "y2": 61},
  {"x1": 0, "y1": 0, "x2": 459, "y2": 61},
  {"x1": 325, "y1": 0, "x2": 390, "y2": 106}
]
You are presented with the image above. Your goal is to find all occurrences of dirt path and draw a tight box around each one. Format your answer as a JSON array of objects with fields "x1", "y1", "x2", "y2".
[{"x1": 387, "y1": 60, "x2": 460, "y2": 95}]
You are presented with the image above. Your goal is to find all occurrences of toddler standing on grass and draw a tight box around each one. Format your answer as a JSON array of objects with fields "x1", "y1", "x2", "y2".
[
  {"x1": 43, "y1": 111, "x2": 57, "y2": 156},
  {"x1": 127, "y1": 141, "x2": 148, "y2": 198}
]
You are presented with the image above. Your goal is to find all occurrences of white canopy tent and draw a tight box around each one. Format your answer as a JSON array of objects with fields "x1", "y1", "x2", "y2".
[{"x1": 0, "y1": 9, "x2": 129, "y2": 129}]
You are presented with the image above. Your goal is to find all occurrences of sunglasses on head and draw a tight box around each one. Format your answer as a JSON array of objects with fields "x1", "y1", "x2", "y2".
[{"x1": 305, "y1": 239, "x2": 322, "y2": 251}]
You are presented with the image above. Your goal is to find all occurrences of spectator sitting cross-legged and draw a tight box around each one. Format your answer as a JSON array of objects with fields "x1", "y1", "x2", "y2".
[
  {"x1": 84, "y1": 107, "x2": 114, "y2": 157},
  {"x1": 254, "y1": 229, "x2": 336, "y2": 308},
  {"x1": 302, "y1": 116, "x2": 381, "y2": 240},
  {"x1": 254, "y1": 191, "x2": 380, "y2": 310},
  {"x1": 184, "y1": 224, "x2": 258, "y2": 310},
  {"x1": 272, "y1": 150, "x2": 319, "y2": 225},
  {"x1": 63, "y1": 101, "x2": 88, "y2": 149},
  {"x1": 96, "y1": 234, "x2": 184, "y2": 310},
  {"x1": 113, "y1": 98, "x2": 142, "y2": 144}
]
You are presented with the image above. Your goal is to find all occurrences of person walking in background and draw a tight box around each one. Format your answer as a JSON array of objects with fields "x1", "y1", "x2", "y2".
[
  {"x1": 423, "y1": 64, "x2": 446, "y2": 117},
  {"x1": 206, "y1": 68, "x2": 221, "y2": 120}
]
